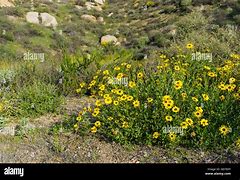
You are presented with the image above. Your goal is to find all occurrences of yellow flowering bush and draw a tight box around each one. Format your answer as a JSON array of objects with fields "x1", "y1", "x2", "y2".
[{"x1": 73, "y1": 49, "x2": 240, "y2": 149}]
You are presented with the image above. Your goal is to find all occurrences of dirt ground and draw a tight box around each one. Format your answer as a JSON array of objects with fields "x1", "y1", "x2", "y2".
[{"x1": 0, "y1": 97, "x2": 239, "y2": 163}]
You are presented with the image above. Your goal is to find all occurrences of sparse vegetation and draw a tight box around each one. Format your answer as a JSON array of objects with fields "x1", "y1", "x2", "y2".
[{"x1": 0, "y1": 0, "x2": 239, "y2": 163}]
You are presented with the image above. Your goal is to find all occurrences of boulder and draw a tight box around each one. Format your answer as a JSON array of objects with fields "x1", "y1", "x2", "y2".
[
  {"x1": 81, "y1": 14, "x2": 97, "y2": 23},
  {"x1": 107, "y1": 12, "x2": 113, "y2": 17},
  {"x1": 97, "y1": 16, "x2": 104, "y2": 23},
  {"x1": 26, "y1": 12, "x2": 40, "y2": 24},
  {"x1": 101, "y1": 35, "x2": 118, "y2": 45},
  {"x1": 26, "y1": 12, "x2": 58, "y2": 29},
  {"x1": 0, "y1": 0, "x2": 14, "y2": 7},
  {"x1": 93, "y1": 5, "x2": 102, "y2": 11},
  {"x1": 7, "y1": 15, "x2": 19, "y2": 22},
  {"x1": 85, "y1": 2, "x2": 95, "y2": 10},
  {"x1": 0, "y1": 125, "x2": 16, "y2": 136},
  {"x1": 75, "y1": 5, "x2": 83, "y2": 9},
  {"x1": 94, "y1": 0, "x2": 105, "y2": 5},
  {"x1": 40, "y1": 13, "x2": 58, "y2": 29},
  {"x1": 85, "y1": 2, "x2": 102, "y2": 11}
]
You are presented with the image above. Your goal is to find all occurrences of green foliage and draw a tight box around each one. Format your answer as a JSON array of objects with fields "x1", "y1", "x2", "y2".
[
  {"x1": 132, "y1": 36, "x2": 150, "y2": 49},
  {"x1": 146, "y1": 0, "x2": 156, "y2": 7},
  {"x1": 0, "y1": 44, "x2": 22, "y2": 61},
  {"x1": 1, "y1": 6, "x2": 24, "y2": 17},
  {"x1": 0, "y1": 116, "x2": 6, "y2": 129},
  {"x1": 74, "y1": 49, "x2": 240, "y2": 149},
  {"x1": 176, "y1": 11, "x2": 209, "y2": 38},
  {"x1": 148, "y1": 32, "x2": 171, "y2": 48},
  {"x1": 60, "y1": 53, "x2": 99, "y2": 95},
  {"x1": 61, "y1": 47, "x2": 134, "y2": 95},
  {"x1": 15, "y1": 118, "x2": 29, "y2": 137},
  {"x1": 233, "y1": 15, "x2": 240, "y2": 24},
  {"x1": 180, "y1": 0, "x2": 192, "y2": 6},
  {"x1": 49, "y1": 124, "x2": 65, "y2": 153},
  {"x1": 11, "y1": 60, "x2": 61, "y2": 88},
  {"x1": 12, "y1": 81, "x2": 62, "y2": 117}
]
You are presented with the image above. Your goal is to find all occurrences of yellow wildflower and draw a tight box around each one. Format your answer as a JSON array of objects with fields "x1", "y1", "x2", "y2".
[
  {"x1": 91, "y1": 126, "x2": 97, "y2": 133},
  {"x1": 169, "y1": 132, "x2": 176, "y2": 141},
  {"x1": 153, "y1": 132, "x2": 160, "y2": 139},
  {"x1": 202, "y1": 94, "x2": 209, "y2": 101},
  {"x1": 94, "y1": 121, "x2": 101, "y2": 128},
  {"x1": 105, "y1": 97, "x2": 112, "y2": 105},
  {"x1": 133, "y1": 100, "x2": 140, "y2": 107},
  {"x1": 200, "y1": 119, "x2": 209, "y2": 127},
  {"x1": 186, "y1": 43, "x2": 194, "y2": 49},
  {"x1": 129, "y1": 81, "x2": 136, "y2": 88},
  {"x1": 219, "y1": 125, "x2": 230, "y2": 136},
  {"x1": 165, "y1": 115, "x2": 173, "y2": 122},
  {"x1": 172, "y1": 106, "x2": 180, "y2": 113}
]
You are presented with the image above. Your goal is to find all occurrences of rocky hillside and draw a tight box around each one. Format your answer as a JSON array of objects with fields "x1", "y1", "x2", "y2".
[
  {"x1": 0, "y1": 0, "x2": 239, "y2": 61},
  {"x1": 0, "y1": 0, "x2": 239, "y2": 165}
]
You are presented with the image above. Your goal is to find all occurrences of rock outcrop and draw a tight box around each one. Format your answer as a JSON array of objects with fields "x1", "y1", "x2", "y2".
[
  {"x1": 94, "y1": 0, "x2": 105, "y2": 5},
  {"x1": 0, "y1": 0, "x2": 14, "y2": 7},
  {"x1": 101, "y1": 35, "x2": 118, "y2": 45},
  {"x1": 40, "y1": 12, "x2": 58, "y2": 29},
  {"x1": 85, "y1": 1, "x2": 102, "y2": 11},
  {"x1": 26, "y1": 12, "x2": 58, "y2": 29},
  {"x1": 26, "y1": 12, "x2": 40, "y2": 24},
  {"x1": 81, "y1": 14, "x2": 97, "y2": 23}
]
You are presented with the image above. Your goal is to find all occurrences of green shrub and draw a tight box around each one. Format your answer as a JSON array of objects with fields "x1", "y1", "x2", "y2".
[
  {"x1": 13, "y1": 81, "x2": 63, "y2": 117},
  {"x1": 176, "y1": 11, "x2": 209, "y2": 38},
  {"x1": 174, "y1": 30, "x2": 233, "y2": 59},
  {"x1": 131, "y1": 36, "x2": 150, "y2": 49},
  {"x1": 233, "y1": 15, "x2": 240, "y2": 24},
  {"x1": 12, "y1": 60, "x2": 61, "y2": 89},
  {"x1": 0, "y1": 44, "x2": 22, "y2": 61},
  {"x1": 148, "y1": 32, "x2": 171, "y2": 48},
  {"x1": 60, "y1": 53, "x2": 99, "y2": 95},
  {"x1": 61, "y1": 48, "x2": 134, "y2": 95},
  {"x1": 1, "y1": 6, "x2": 25, "y2": 17},
  {"x1": 146, "y1": 0, "x2": 156, "y2": 7},
  {"x1": 180, "y1": 0, "x2": 192, "y2": 6},
  {"x1": 73, "y1": 48, "x2": 240, "y2": 149},
  {"x1": 0, "y1": 116, "x2": 6, "y2": 129},
  {"x1": 160, "y1": 5, "x2": 177, "y2": 13}
]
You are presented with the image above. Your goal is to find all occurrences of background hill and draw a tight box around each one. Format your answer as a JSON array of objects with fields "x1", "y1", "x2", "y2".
[
  {"x1": 0, "y1": 0, "x2": 239, "y2": 164},
  {"x1": 0, "y1": 0, "x2": 239, "y2": 61}
]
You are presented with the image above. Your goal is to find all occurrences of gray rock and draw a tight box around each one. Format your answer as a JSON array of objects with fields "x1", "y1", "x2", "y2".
[
  {"x1": 85, "y1": 2, "x2": 95, "y2": 10},
  {"x1": 97, "y1": 17, "x2": 104, "y2": 23},
  {"x1": 75, "y1": 5, "x2": 83, "y2": 10},
  {"x1": 24, "y1": 123, "x2": 36, "y2": 130},
  {"x1": 85, "y1": 2, "x2": 102, "y2": 11},
  {"x1": 26, "y1": 12, "x2": 58, "y2": 29},
  {"x1": 94, "y1": 0, "x2": 105, "y2": 5},
  {"x1": 107, "y1": 12, "x2": 114, "y2": 17},
  {"x1": 93, "y1": 6, "x2": 102, "y2": 11},
  {"x1": 0, "y1": 125, "x2": 16, "y2": 136},
  {"x1": 26, "y1": 12, "x2": 40, "y2": 24},
  {"x1": 81, "y1": 14, "x2": 97, "y2": 23},
  {"x1": 0, "y1": 0, "x2": 14, "y2": 7},
  {"x1": 7, "y1": 15, "x2": 19, "y2": 22},
  {"x1": 101, "y1": 35, "x2": 118, "y2": 45},
  {"x1": 40, "y1": 13, "x2": 58, "y2": 29}
]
